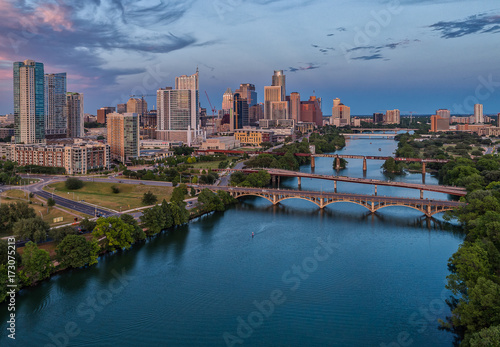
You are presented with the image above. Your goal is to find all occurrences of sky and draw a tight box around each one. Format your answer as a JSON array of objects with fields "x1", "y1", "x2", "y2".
[{"x1": 0, "y1": 0, "x2": 499, "y2": 116}]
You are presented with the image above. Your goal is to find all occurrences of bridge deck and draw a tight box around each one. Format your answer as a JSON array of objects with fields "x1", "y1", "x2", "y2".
[{"x1": 215, "y1": 168, "x2": 466, "y2": 196}]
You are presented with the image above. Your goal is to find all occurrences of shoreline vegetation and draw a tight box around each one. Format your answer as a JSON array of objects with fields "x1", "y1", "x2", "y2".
[
  {"x1": 386, "y1": 132, "x2": 500, "y2": 345},
  {"x1": 0, "y1": 185, "x2": 236, "y2": 303},
  {"x1": 3, "y1": 127, "x2": 498, "y2": 345}
]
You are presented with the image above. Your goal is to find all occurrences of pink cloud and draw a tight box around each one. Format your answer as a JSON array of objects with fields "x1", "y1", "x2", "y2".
[{"x1": 35, "y1": 3, "x2": 73, "y2": 32}]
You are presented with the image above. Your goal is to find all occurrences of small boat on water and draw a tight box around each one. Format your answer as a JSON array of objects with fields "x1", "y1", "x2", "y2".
[{"x1": 378, "y1": 148, "x2": 381, "y2": 151}]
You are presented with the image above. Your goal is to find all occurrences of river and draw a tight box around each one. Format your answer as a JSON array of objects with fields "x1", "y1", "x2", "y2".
[{"x1": 1, "y1": 136, "x2": 464, "y2": 346}]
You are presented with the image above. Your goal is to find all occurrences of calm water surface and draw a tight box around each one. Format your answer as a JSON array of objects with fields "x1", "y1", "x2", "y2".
[{"x1": 0, "y1": 136, "x2": 464, "y2": 346}]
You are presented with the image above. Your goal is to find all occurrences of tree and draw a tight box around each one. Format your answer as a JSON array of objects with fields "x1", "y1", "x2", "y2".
[
  {"x1": 142, "y1": 191, "x2": 158, "y2": 205},
  {"x1": 13, "y1": 217, "x2": 50, "y2": 243},
  {"x1": 49, "y1": 225, "x2": 77, "y2": 243},
  {"x1": 47, "y1": 197, "x2": 56, "y2": 213},
  {"x1": 468, "y1": 325, "x2": 500, "y2": 346},
  {"x1": 0, "y1": 202, "x2": 36, "y2": 235},
  {"x1": 19, "y1": 241, "x2": 52, "y2": 285},
  {"x1": 56, "y1": 235, "x2": 99, "y2": 268},
  {"x1": 79, "y1": 218, "x2": 97, "y2": 232},
  {"x1": 65, "y1": 177, "x2": 84, "y2": 190},
  {"x1": 120, "y1": 214, "x2": 146, "y2": 241},
  {"x1": 92, "y1": 216, "x2": 134, "y2": 251},
  {"x1": 382, "y1": 157, "x2": 404, "y2": 174},
  {"x1": 111, "y1": 185, "x2": 120, "y2": 194},
  {"x1": 0, "y1": 239, "x2": 21, "y2": 266},
  {"x1": 140, "y1": 205, "x2": 166, "y2": 235},
  {"x1": 171, "y1": 184, "x2": 188, "y2": 203},
  {"x1": 197, "y1": 189, "x2": 224, "y2": 212}
]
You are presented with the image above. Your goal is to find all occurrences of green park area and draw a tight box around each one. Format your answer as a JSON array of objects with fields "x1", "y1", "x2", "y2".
[
  {"x1": 45, "y1": 181, "x2": 173, "y2": 211},
  {"x1": 0, "y1": 189, "x2": 89, "y2": 232}
]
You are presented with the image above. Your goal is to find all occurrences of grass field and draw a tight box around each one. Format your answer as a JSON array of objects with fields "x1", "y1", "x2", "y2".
[
  {"x1": 45, "y1": 181, "x2": 173, "y2": 211},
  {"x1": 0, "y1": 189, "x2": 90, "y2": 230},
  {"x1": 189, "y1": 160, "x2": 224, "y2": 169}
]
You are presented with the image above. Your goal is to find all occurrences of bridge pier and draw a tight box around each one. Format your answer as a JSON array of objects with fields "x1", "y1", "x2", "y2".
[
  {"x1": 374, "y1": 185, "x2": 377, "y2": 196},
  {"x1": 426, "y1": 205, "x2": 431, "y2": 218},
  {"x1": 422, "y1": 162, "x2": 426, "y2": 174},
  {"x1": 297, "y1": 176, "x2": 301, "y2": 188},
  {"x1": 334, "y1": 180, "x2": 337, "y2": 193},
  {"x1": 420, "y1": 190, "x2": 424, "y2": 199},
  {"x1": 272, "y1": 175, "x2": 276, "y2": 185},
  {"x1": 311, "y1": 156, "x2": 315, "y2": 169},
  {"x1": 335, "y1": 155, "x2": 340, "y2": 170},
  {"x1": 363, "y1": 157, "x2": 367, "y2": 172}
]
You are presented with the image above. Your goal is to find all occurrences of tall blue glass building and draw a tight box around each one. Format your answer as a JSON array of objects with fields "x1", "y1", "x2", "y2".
[{"x1": 13, "y1": 59, "x2": 45, "y2": 144}]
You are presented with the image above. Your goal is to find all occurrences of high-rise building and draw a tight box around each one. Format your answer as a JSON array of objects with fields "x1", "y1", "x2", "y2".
[
  {"x1": 373, "y1": 113, "x2": 384, "y2": 123},
  {"x1": 385, "y1": 109, "x2": 400, "y2": 124},
  {"x1": 107, "y1": 112, "x2": 139, "y2": 163},
  {"x1": 117, "y1": 103, "x2": 127, "y2": 114},
  {"x1": 300, "y1": 96, "x2": 323, "y2": 126},
  {"x1": 97, "y1": 107, "x2": 116, "y2": 124},
  {"x1": 249, "y1": 104, "x2": 264, "y2": 125},
  {"x1": 436, "y1": 109, "x2": 450, "y2": 118},
  {"x1": 270, "y1": 101, "x2": 289, "y2": 120},
  {"x1": 235, "y1": 83, "x2": 257, "y2": 106},
  {"x1": 156, "y1": 70, "x2": 200, "y2": 143},
  {"x1": 289, "y1": 92, "x2": 301, "y2": 123},
  {"x1": 431, "y1": 115, "x2": 450, "y2": 132},
  {"x1": 331, "y1": 98, "x2": 350, "y2": 126},
  {"x1": 222, "y1": 88, "x2": 234, "y2": 112},
  {"x1": 66, "y1": 93, "x2": 84, "y2": 138},
  {"x1": 175, "y1": 68, "x2": 199, "y2": 91},
  {"x1": 44, "y1": 72, "x2": 67, "y2": 138},
  {"x1": 264, "y1": 86, "x2": 282, "y2": 119},
  {"x1": 231, "y1": 93, "x2": 249, "y2": 131},
  {"x1": 474, "y1": 104, "x2": 484, "y2": 124},
  {"x1": 272, "y1": 70, "x2": 286, "y2": 101},
  {"x1": 127, "y1": 98, "x2": 147, "y2": 116},
  {"x1": 13, "y1": 59, "x2": 45, "y2": 144}
]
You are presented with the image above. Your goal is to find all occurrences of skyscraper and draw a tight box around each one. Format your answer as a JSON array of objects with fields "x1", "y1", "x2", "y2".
[
  {"x1": 97, "y1": 107, "x2": 116, "y2": 124},
  {"x1": 231, "y1": 93, "x2": 249, "y2": 131},
  {"x1": 264, "y1": 86, "x2": 282, "y2": 119},
  {"x1": 385, "y1": 109, "x2": 400, "y2": 124},
  {"x1": 436, "y1": 109, "x2": 450, "y2": 118},
  {"x1": 66, "y1": 92, "x2": 84, "y2": 138},
  {"x1": 107, "y1": 112, "x2": 139, "y2": 163},
  {"x1": 272, "y1": 70, "x2": 286, "y2": 101},
  {"x1": 222, "y1": 88, "x2": 234, "y2": 112},
  {"x1": 127, "y1": 98, "x2": 147, "y2": 115},
  {"x1": 156, "y1": 70, "x2": 200, "y2": 143},
  {"x1": 44, "y1": 72, "x2": 67, "y2": 138},
  {"x1": 289, "y1": 92, "x2": 301, "y2": 123},
  {"x1": 13, "y1": 59, "x2": 45, "y2": 144},
  {"x1": 474, "y1": 104, "x2": 484, "y2": 124},
  {"x1": 331, "y1": 98, "x2": 350, "y2": 126},
  {"x1": 300, "y1": 96, "x2": 323, "y2": 126},
  {"x1": 235, "y1": 83, "x2": 257, "y2": 107}
]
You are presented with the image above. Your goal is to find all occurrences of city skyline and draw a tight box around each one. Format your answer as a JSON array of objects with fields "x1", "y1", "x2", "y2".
[{"x1": 0, "y1": 0, "x2": 499, "y2": 115}]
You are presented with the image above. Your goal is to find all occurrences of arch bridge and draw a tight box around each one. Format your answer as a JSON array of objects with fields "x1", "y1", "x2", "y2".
[{"x1": 190, "y1": 185, "x2": 464, "y2": 217}]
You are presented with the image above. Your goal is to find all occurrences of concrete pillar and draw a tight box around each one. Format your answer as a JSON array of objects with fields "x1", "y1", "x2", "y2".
[
  {"x1": 374, "y1": 185, "x2": 377, "y2": 196},
  {"x1": 420, "y1": 190, "x2": 424, "y2": 199},
  {"x1": 311, "y1": 156, "x2": 315, "y2": 169},
  {"x1": 363, "y1": 157, "x2": 367, "y2": 172},
  {"x1": 272, "y1": 175, "x2": 276, "y2": 185},
  {"x1": 334, "y1": 180, "x2": 337, "y2": 193},
  {"x1": 335, "y1": 155, "x2": 340, "y2": 170},
  {"x1": 426, "y1": 204, "x2": 431, "y2": 217},
  {"x1": 277, "y1": 176, "x2": 280, "y2": 187},
  {"x1": 422, "y1": 162, "x2": 426, "y2": 174},
  {"x1": 297, "y1": 176, "x2": 301, "y2": 187}
]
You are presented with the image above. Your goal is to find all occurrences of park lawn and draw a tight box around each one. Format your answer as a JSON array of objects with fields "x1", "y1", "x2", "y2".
[
  {"x1": 45, "y1": 182, "x2": 173, "y2": 211},
  {"x1": 189, "y1": 160, "x2": 225, "y2": 169},
  {"x1": 0, "y1": 190, "x2": 90, "y2": 229}
]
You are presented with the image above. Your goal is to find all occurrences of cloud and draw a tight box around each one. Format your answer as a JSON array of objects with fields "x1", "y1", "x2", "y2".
[
  {"x1": 351, "y1": 54, "x2": 384, "y2": 61},
  {"x1": 429, "y1": 13, "x2": 500, "y2": 39},
  {"x1": 0, "y1": 0, "x2": 205, "y2": 89},
  {"x1": 287, "y1": 63, "x2": 320, "y2": 72}
]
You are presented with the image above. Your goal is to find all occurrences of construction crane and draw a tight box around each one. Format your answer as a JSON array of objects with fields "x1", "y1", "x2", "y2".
[
  {"x1": 129, "y1": 94, "x2": 155, "y2": 125},
  {"x1": 204, "y1": 91, "x2": 217, "y2": 117}
]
